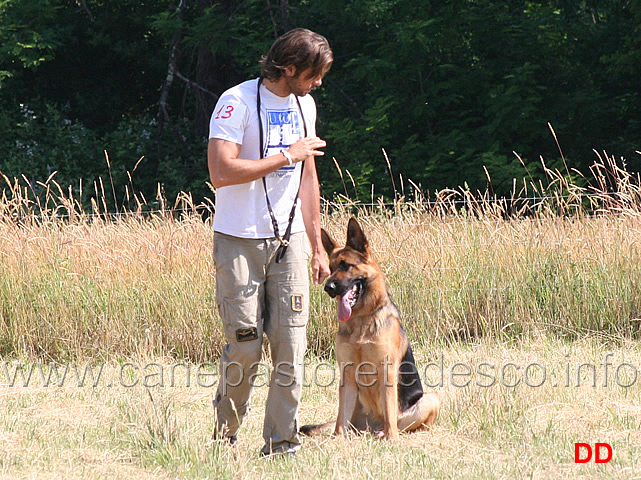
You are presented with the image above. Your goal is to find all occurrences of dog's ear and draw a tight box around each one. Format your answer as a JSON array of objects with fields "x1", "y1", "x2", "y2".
[
  {"x1": 321, "y1": 228, "x2": 338, "y2": 256},
  {"x1": 346, "y1": 217, "x2": 369, "y2": 253}
]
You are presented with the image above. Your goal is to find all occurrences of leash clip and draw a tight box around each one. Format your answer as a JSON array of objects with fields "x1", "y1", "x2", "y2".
[{"x1": 277, "y1": 236, "x2": 290, "y2": 247}]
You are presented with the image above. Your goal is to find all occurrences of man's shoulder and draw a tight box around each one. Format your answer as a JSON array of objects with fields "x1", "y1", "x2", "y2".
[
  {"x1": 209, "y1": 79, "x2": 259, "y2": 137},
  {"x1": 298, "y1": 94, "x2": 317, "y2": 120},
  {"x1": 299, "y1": 93, "x2": 316, "y2": 105},
  {"x1": 220, "y1": 78, "x2": 259, "y2": 104}
]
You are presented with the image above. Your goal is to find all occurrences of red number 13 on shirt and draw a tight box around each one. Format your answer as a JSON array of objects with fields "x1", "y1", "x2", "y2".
[{"x1": 214, "y1": 104, "x2": 234, "y2": 120}]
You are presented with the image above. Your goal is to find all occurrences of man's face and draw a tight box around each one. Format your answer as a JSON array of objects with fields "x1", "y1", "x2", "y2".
[{"x1": 284, "y1": 66, "x2": 324, "y2": 96}]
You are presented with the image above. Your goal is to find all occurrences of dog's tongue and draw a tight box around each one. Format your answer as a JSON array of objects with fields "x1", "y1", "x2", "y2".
[
  {"x1": 337, "y1": 284, "x2": 358, "y2": 322},
  {"x1": 337, "y1": 294, "x2": 352, "y2": 322}
]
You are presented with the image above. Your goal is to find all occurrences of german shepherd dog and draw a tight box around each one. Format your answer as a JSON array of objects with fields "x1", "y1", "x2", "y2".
[{"x1": 301, "y1": 218, "x2": 439, "y2": 441}]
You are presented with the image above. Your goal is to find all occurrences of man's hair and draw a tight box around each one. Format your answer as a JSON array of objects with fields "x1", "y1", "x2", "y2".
[{"x1": 260, "y1": 28, "x2": 333, "y2": 81}]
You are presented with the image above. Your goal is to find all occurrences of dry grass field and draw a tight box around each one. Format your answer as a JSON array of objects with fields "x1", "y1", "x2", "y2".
[
  {"x1": 1, "y1": 342, "x2": 641, "y2": 479},
  {"x1": 1, "y1": 152, "x2": 641, "y2": 478}
]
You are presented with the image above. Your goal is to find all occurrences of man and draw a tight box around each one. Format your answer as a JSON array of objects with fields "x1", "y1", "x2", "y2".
[{"x1": 207, "y1": 28, "x2": 332, "y2": 457}]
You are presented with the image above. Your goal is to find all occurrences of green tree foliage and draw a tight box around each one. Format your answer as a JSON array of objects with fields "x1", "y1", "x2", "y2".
[
  {"x1": 0, "y1": 0, "x2": 639, "y2": 206},
  {"x1": 0, "y1": 0, "x2": 63, "y2": 85},
  {"x1": 307, "y1": 0, "x2": 641, "y2": 199}
]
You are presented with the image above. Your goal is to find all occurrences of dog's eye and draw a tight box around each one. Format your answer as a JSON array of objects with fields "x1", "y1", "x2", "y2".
[{"x1": 338, "y1": 261, "x2": 352, "y2": 272}]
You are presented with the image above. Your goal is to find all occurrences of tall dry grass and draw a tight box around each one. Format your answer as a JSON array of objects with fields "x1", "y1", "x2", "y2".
[
  {"x1": 0, "y1": 175, "x2": 217, "y2": 361},
  {"x1": 0, "y1": 151, "x2": 640, "y2": 362}
]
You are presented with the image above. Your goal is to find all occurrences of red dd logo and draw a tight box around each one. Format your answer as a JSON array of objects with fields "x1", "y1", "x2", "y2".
[{"x1": 574, "y1": 443, "x2": 613, "y2": 463}]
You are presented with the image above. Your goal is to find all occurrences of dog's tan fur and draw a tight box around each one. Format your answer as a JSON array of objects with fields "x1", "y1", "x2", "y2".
[{"x1": 301, "y1": 218, "x2": 439, "y2": 441}]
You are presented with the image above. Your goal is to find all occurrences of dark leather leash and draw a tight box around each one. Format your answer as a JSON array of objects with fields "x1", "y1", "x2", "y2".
[{"x1": 256, "y1": 77, "x2": 307, "y2": 263}]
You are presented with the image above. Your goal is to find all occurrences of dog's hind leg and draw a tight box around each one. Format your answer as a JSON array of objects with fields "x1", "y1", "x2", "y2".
[{"x1": 397, "y1": 392, "x2": 440, "y2": 432}]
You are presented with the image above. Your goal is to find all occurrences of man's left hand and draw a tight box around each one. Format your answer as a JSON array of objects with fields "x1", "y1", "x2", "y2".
[{"x1": 311, "y1": 252, "x2": 330, "y2": 285}]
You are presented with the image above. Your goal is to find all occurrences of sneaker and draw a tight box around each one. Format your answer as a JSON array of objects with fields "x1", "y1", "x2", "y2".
[
  {"x1": 259, "y1": 449, "x2": 296, "y2": 459},
  {"x1": 259, "y1": 442, "x2": 299, "y2": 459}
]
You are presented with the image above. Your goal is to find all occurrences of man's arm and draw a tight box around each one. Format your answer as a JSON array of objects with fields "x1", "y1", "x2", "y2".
[
  {"x1": 208, "y1": 136, "x2": 327, "y2": 189},
  {"x1": 299, "y1": 157, "x2": 331, "y2": 285}
]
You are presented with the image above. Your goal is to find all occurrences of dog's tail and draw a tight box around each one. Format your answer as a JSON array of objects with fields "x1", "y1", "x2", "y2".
[
  {"x1": 398, "y1": 392, "x2": 440, "y2": 432},
  {"x1": 299, "y1": 421, "x2": 336, "y2": 437}
]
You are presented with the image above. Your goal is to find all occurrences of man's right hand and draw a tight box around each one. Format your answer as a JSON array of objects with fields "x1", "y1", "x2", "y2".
[{"x1": 286, "y1": 136, "x2": 327, "y2": 163}]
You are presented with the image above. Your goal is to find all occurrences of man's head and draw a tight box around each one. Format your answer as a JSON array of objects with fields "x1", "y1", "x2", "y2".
[{"x1": 260, "y1": 28, "x2": 333, "y2": 83}]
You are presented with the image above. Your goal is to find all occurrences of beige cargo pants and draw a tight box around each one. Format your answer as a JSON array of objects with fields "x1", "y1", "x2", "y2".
[{"x1": 212, "y1": 231, "x2": 310, "y2": 456}]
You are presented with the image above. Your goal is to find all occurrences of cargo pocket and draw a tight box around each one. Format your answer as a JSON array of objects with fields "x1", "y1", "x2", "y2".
[
  {"x1": 221, "y1": 296, "x2": 260, "y2": 343},
  {"x1": 302, "y1": 235, "x2": 312, "y2": 261},
  {"x1": 278, "y1": 282, "x2": 308, "y2": 327}
]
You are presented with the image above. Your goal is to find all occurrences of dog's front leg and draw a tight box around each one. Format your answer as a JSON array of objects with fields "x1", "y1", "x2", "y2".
[
  {"x1": 381, "y1": 356, "x2": 399, "y2": 441},
  {"x1": 334, "y1": 362, "x2": 358, "y2": 437}
]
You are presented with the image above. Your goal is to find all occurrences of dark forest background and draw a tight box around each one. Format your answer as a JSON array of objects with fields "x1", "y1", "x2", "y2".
[{"x1": 1, "y1": 0, "x2": 640, "y2": 208}]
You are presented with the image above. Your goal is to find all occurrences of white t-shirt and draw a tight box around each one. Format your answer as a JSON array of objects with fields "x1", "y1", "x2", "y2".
[{"x1": 209, "y1": 78, "x2": 317, "y2": 238}]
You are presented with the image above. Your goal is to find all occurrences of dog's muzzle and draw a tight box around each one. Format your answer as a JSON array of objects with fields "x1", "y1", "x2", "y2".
[{"x1": 324, "y1": 279, "x2": 340, "y2": 298}]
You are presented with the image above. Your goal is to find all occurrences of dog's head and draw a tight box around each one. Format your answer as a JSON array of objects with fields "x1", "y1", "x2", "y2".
[{"x1": 321, "y1": 217, "x2": 382, "y2": 322}]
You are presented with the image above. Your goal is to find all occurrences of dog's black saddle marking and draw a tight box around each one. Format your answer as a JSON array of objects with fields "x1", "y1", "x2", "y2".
[{"x1": 398, "y1": 337, "x2": 424, "y2": 412}]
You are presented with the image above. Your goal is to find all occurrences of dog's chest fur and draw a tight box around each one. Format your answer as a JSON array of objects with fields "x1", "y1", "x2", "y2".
[{"x1": 335, "y1": 307, "x2": 406, "y2": 417}]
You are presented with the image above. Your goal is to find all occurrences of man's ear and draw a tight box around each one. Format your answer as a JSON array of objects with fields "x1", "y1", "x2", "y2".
[
  {"x1": 321, "y1": 228, "x2": 338, "y2": 256},
  {"x1": 346, "y1": 217, "x2": 368, "y2": 254},
  {"x1": 284, "y1": 64, "x2": 297, "y2": 78}
]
